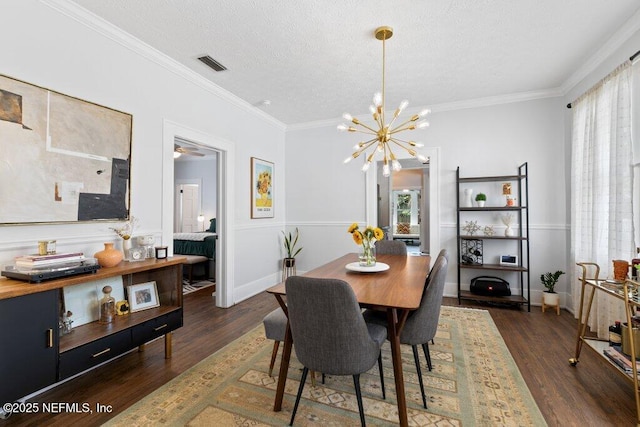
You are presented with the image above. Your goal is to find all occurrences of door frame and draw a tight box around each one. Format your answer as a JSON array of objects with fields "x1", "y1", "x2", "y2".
[
  {"x1": 163, "y1": 119, "x2": 235, "y2": 308},
  {"x1": 366, "y1": 147, "x2": 440, "y2": 256}
]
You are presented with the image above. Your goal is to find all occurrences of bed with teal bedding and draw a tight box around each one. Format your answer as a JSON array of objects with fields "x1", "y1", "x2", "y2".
[{"x1": 173, "y1": 219, "x2": 217, "y2": 258}]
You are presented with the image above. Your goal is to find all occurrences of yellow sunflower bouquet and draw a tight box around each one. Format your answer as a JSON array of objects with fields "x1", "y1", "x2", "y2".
[{"x1": 348, "y1": 223, "x2": 384, "y2": 266}]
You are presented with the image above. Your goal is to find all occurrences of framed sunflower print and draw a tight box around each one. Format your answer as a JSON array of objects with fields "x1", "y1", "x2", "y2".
[{"x1": 251, "y1": 157, "x2": 274, "y2": 218}]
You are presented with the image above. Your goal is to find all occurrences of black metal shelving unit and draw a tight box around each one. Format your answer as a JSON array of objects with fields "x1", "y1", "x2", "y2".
[{"x1": 456, "y1": 163, "x2": 530, "y2": 311}]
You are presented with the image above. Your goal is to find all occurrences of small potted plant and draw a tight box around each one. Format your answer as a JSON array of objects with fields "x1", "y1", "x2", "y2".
[
  {"x1": 475, "y1": 193, "x2": 487, "y2": 207},
  {"x1": 282, "y1": 227, "x2": 302, "y2": 268},
  {"x1": 541, "y1": 270, "x2": 564, "y2": 313}
]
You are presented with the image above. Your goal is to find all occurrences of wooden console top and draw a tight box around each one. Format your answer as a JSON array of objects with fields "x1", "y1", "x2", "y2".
[{"x1": 0, "y1": 256, "x2": 187, "y2": 300}]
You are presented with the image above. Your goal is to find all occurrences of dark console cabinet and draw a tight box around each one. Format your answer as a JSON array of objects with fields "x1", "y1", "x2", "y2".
[
  {"x1": 0, "y1": 257, "x2": 185, "y2": 405},
  {"x1": 58, "y1": 328, "x2": 133, "y2": 380},
  {"x1": 0, "y1": 290, "x2": 58, "y2": 404}
]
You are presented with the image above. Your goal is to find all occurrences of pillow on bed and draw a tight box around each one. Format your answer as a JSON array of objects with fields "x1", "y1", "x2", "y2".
[{"x1": 208, "y1": 218, "x2": 216, "y2": 232}]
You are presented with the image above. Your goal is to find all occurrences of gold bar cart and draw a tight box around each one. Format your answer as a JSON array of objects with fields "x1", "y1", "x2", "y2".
[{"x1": 570, "y1": 262, "x2": 640, "y2": 426}]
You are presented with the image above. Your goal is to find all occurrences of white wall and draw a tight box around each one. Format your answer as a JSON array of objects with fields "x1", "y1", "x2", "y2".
[
  {"x1": 0, "y1": 0, "x2": 285, "y2": 304},
  {"x1": 286, "y1": 97, "x2": 568, "y2": 305},
  {"x1": 284, "y1": 125, "x2": 369, "y2": 269}
]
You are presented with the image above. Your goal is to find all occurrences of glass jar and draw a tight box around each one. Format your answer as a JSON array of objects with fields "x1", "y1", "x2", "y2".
[
  {"x1": 359, "y1": 240, "x2": 376, "y2": 267},
  {"x1": 59, "y1": 310, "x2": 74, "y2": 335},
  {"x1": 99, "y1": 285, "x2": 116, "y2": 324}
]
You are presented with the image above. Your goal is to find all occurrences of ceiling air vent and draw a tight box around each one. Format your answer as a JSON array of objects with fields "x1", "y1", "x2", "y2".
[{"x1": 197, "y1": 55, "x2": 227, "y2": 72}]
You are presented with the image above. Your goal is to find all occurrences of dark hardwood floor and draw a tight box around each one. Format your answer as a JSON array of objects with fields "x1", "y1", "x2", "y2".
[{"x1": 3, "y1": 291, "x2": 636, "y2": 426}]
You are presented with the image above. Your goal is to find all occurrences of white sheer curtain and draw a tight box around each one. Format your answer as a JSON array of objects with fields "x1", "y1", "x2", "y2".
[{"x1": 571, "y1": 61, "x2": 633, "y2": 338}]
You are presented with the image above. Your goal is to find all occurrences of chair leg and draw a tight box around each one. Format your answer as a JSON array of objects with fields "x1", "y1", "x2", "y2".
[
  {"x1": 268, "y1": 341, "x2": 280, "y2": 377},
  {"x1": 353, "y1": 374, "x2": 366, "y2": 427},
  {"x1": 290, "y1": 367, "x2": 309, "y2": 426},
  {"x1": 422, "y1": 342, "x2": 433, "y2": 371},
  {"x1": 412, "y1": 345, "x2": 428, "y2": 409},
  {"x1": 377, "y1": 352, "x2": 386, "y2": 399}
]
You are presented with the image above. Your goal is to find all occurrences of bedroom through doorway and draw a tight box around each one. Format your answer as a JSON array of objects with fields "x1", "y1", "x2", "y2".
[{"x1": 173, "y1": 138, "x2": 219, "y2": 296}]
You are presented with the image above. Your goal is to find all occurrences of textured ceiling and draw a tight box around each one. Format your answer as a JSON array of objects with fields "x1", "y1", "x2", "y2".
[{"x1": 73, "y1": 0, "x2": 640, "y2": 125}]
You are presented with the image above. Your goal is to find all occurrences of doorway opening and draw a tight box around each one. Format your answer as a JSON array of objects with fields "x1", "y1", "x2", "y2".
[
  {"x1": 369, "y1": 148, "x2": 439, "y2": 257},
  {"x1": 173, "y1": 140, "x2": 218, "y2": 294},
  {"x1": 163, "y1": 120, "x2": 235, "y2": 308}
]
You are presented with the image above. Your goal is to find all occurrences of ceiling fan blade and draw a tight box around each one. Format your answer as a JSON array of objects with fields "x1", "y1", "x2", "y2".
[
  {"x1": 175, "y1": 144, "x2": 199, "y2": 152},
  {"x1": 184, "y1": 151, "x2": 205, "y2": 157}
]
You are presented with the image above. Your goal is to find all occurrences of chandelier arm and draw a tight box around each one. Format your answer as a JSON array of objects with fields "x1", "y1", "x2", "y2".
[
  {"x1": 355, "y1": 121, "x2": 381, "y2": 134},
  {"x1": 387, "y1": 114, "x2": 400, "y2": 129},
  {"x1": 358, "y1": 138, "x2": 380, "y2": 151},
  {"x1": 388, "y1": 138, "x2": 416, "y2": 152},
  {"x1": 350, "y1": 127, "x2": 378, "y2": 136},
  {"x1": 352, "y1": 138, "x2": 380, "y2": 156},
  {"x1": 389, "y1": 118, "x2": 417, "y2": 133},
  {"x1": 374, "y1": 113, "x2": 383, "y2": 129},
  {"x1": 389, "y1": 136, "x2": 415, "y2": 145},
  {"x1": 386, "y1": 142, "x2": 398, "y2": 159},
  {"x1": 389, "y1": 124, "x2": 417, "y2": 134}
]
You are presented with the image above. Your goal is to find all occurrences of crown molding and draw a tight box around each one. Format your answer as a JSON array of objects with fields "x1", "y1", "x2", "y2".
[
  {"x1": 427, "y1": 88, "x2": 564, "y2": 113},
  {"x1": 560, "y1": 8, "x2": 640, "y2": 95},
  {"x1": 41, "y1": 0, "x2": 287, "y2": 131},
  {"x1": 287, "y1": 87, "x2": 563, "y2": 131}
]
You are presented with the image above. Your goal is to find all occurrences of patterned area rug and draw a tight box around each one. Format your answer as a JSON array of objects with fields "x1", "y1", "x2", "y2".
[
  {"x1": 182, "y1": 280, "x2": 215, "y2": 295},
  {"x1": 104, "y1": 306, "x2": 546, "y2": 426}
]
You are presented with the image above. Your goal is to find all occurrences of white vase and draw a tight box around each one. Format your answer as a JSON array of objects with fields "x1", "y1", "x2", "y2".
[
  {"x1": 463, "y1": 189, "x2": 473, "y2": 208},
  {"x1": 122, "y1": 238, "x2": 132, "y2": 259},
  {"x1": 504, "y1": 226, "x2": 514, "y2": 237}
]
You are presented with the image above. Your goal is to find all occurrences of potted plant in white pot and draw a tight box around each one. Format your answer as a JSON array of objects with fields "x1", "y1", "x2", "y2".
[
  {"x1": 541, "y1": 270, "x2": 564, "y2": 312},
  {"x1": 475, "y1": 193, "x2": 487, "y2": 207}
]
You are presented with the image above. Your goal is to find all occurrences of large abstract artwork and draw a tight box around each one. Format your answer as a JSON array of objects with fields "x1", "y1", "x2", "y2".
[{"x1": 0, "y1": 74, "x2": 132, "y2": 224}]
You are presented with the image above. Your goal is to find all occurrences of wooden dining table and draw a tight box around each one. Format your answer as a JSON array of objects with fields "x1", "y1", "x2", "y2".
[{"x1": 266, "y1": 252, "x2": 431, "y2": 427}]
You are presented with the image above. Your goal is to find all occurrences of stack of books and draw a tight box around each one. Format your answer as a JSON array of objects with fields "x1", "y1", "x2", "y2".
[
  {"x1": 15, "y1": 252, "x2": 85, "y2": 269},
  {"x1": 603, "y1": 345, "x2": 640, "y2": 374}
]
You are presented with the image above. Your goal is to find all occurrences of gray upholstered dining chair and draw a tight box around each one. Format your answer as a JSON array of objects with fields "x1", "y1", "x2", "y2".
[
  {"x1": 263, "y1": 307, "x2": 323, "y2": 384},
  {"x1": 363, "y1": 252, "x2": 448, "y2": 409},
  {"x1": 421, "y1": 249, "x2": 449, "y2": 366},
  {"x1": 375, "y1": 239, "x2": 407, "y2": 255},
  {"x1": 286, "y1": 276, "x2": 387, "y2": 426},
  {"x1": 435, "y1": 248, "x2": 450, "y2": 263},
  {"x1": 262, "y1": 307, "x2": 287, "y2": 377}
]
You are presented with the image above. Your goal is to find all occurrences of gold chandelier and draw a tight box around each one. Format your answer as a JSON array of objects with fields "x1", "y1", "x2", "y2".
[{"x1": 339, "y1": 26, "x2": 430, "y2": 177}]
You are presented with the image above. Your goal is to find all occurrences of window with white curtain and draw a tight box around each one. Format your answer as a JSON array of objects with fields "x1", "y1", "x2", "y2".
[{"x1": 570, "y1": 61, "x2": 633, "y2": 338}]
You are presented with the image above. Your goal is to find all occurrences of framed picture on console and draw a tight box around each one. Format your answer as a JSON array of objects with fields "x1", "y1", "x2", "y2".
[
  {"x1": 128, "y1": 281, "x2": 160, "y2": 313},
  {"x1": 251, "y1": 157, "x2": 274, "y2": 218},
  {"x1": 0, "y1": 73, "x2": 132, "y2": 225}
]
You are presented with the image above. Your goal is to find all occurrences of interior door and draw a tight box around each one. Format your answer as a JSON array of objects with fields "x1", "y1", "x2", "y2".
[{"x1": 175, "y1": 184, "x2": 200, "y2": 232}]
